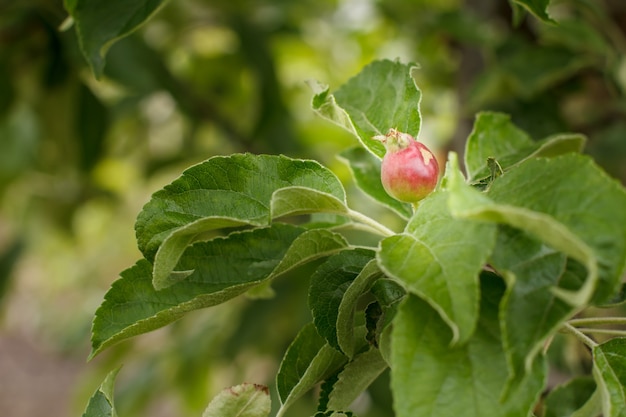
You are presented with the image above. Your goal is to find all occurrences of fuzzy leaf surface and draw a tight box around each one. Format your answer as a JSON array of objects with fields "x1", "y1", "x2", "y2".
[
  {"x1": 593, "y1": 338, "x2": 626, "y2": 417},
  {"x1": 312, "y1": 59, "x2": 421, "y2": 159},
  {"x1": 91, "y1": 224, "x2": 347, "y2": 357},
  {"x1": 134, "y1": 154, "x2": 346, "y2": 289},
  {"x1": 276, "y1": 323, "x2": 347, "y2": 417},
  {"x1": 464, "y1": 112, "x2": 585, "y2": 182},
  {"x1": 326, "y1": 347, "x2": 388, "y2": 411},
  {"x1": 202, "y1": 383, "x2": 271, "y2": 417},
  {"x1": 378, "y1": 191, "x2": 496, "y2": 344},
  {"x1": 391, "y1": 277, "x2": 546, "y2": 417},
  {"x1": 65, "y1": 0, "x2": 167, "y2": 78},
  {"x1": 309, "y1": 249, "x2": 376, "y2": 353},
  {"x1": 447, "y1": 152, "x2": 626, "y2": 391}
]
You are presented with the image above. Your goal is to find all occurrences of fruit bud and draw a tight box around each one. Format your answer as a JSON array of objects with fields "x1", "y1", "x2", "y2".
[{"x1": 373, "y1": 128, "x2": 439, "y2": 203}]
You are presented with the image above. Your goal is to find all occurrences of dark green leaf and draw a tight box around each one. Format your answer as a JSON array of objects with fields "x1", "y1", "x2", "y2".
[
  {"x1": 312, "y1": 60, "x2": 421, "y2": 159},
  {"x1": 543, "y1": 376, "x2": 597, "y2": 417},
  {"x1": 134, "y1": 154, "x2": 346, "y2": 289},
  {"x1": 309, "y1": 249, "x2": 376, "y2": 352},
  {"x1": 91, "y1": 224, "x2": 332, "y2": 358},
  {"x1": 378, "y1": 191, "x2": 497, "y2": 344},
  {"x1": 65, "y1": 0, "x2": 168, "y2": 77},
  {"x1": 338, "y1": 147, "x2": 413, "y2": 219},
  {"x1": 391, "y1": 277, "x2": 546, "y2": 417}
]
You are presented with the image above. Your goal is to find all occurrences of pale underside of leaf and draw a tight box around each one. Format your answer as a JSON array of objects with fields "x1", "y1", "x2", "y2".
[
  {"x1": 378, "y1": 190, "x2": 496, "y2": 345},
  {"x1": 202, "y1": 383, "x2": 271, "y2": 417},
  {"x1": 276, "y1": 323, "x2": 347, "y2": 417}
]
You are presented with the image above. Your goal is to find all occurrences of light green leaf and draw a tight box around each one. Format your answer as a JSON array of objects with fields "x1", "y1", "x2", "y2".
[
  {"x1": 276, "y1": 323, "x2": 347, "y2": 417},
  {"x1": 447, "y1": 152, "x2": 626, "y2": 307},
  {"x1": 203, "y1": 383, "x2": 271, "y2": 417},
  {"x1": 271, "y1": 187, "x2": 349, "y2": 218},
  {"x1": 593, "y1": 338, "x2": 626, "y2": 417},
  {"x1": 464, "y1": 112, "x2": 585, "y2": 182},
  {"x1": 485, "y1": 154, "x2": 626, "y2": 304},
  {"x1": 338, "y1": 147, "x2": 413, "y2": 219},
  {"x1": 134, "y1": 154, "x2": 346, "y2": 289},
  {"x1": 326, "y1": 348, "x2": 388, "y2": 411},
  {"x1": 64, "y1": 0, "x2": 168, "y2": 78},
  {"x1": 391, "y1": 278, "x2": 546, "y2": 417},
  {"x1": 336, "y1": 260, "x2": 384, "y2": 357},
  {"x1": 491, "y1": 227, "x2": 574, "y2": 394},
  {"x1": 81, "y1": 367, "x2": 121, "y2": 417},
  {"x1": 464, "y1": 112, "x2": 533, "y2": 181},
  {"x1": 91, "y1": 224, "x2": 348, "y2": 358},
  {"x1": 378, "y1": 191, "x2": 497, "y2": 345},
  {"x1": 309, "y1": 249, "x2": 376, "y2": 352},
  {"x1": 512, "y1": 0, "x2": 555, "y2": 23},
  {"x1": 447, "y1": 152, "x2": 626, "y2": 391},
  {"x1": 312, "y1": 60, "x2": 421, "y2": 159}
]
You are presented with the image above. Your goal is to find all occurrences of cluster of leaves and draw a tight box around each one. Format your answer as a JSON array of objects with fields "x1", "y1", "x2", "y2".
[{"x1": 82, "y1": 55, "x2": 626, "y2": 417}]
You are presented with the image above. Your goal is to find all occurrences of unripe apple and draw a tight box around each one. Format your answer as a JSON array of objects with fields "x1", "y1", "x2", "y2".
[{"x1": 374, "y1": 128, "x2": 439, "y2": 203}]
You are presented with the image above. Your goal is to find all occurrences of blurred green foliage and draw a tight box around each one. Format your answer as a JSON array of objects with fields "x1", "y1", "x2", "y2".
[{"x1": 1, "y1": 0, "x2": 625, "y2": 416}]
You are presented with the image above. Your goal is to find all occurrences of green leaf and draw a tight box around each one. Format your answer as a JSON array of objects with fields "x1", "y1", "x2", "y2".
[
  {"x1": 271, "y1": 187, "x2": 349, "y2": 219},
  {"x1": 593, "y1": 338, "x2": 626, "y2": 417},
  {"x1": 543, "y1": 376, "x2": 597, "y2": 417},
  {"x1": 134, "y1": 154, "x2": 346, "y2": 289},
  {"x1": 447, "y1": 152, "x2": 626, "y2": 391},
  {"x1": 91, "y1": 224, "x2": 348, "y2": 358},
  {"x1": 465, "y1": 112, "x2": 532, "y2": 181},
  {"x1": 378, "y1": 191, "x2": 497, "y2": 345},
  {"x1": 64, "y1": 0, "x2": 168, "y2": 78},
  {"x1": 391, "y1": 277, "x2": 546, "y2": 417},
  {"x1": 511, "y1": 0, "x2": 555, "y2": 23},
  {"x1": 464, "y1": 112, "x2": 585, "y2": 182},
  {"x1": 202, "y1": 383, "x2": 271, "y2": 417},
  {"x1": 309, "y1": 249, "x2": 376, "y2": 353},
  {"x1": 491, "y1": 228, "x2": 573, "y2": 394},
  {"x1": 312, "y1": 59, "x2": 421, "y2": 159},
  {"x1": 336, "y1": 260, "x2": 385, "y2": 357},
  {"x1": 448, "y1": 152, "x2": 626, "y2": 306},
  {"x1": 326, "y1": 348, "x2": 388, "y2": 411},
  {"x1": 81, "y1": 367, "x2": 121, "y2": 417},
  {"x1": 276, "y1": 323, "x2": 347, "y2": 417},
  {"x1": 486, "y1": 154, "x2": 626, "y2": 304},
  {"x1": 338, "y1": 147, "x2": 413, "y2": 219},
  {"x1": 366, "y1": 279, "x2": 406, "y2": 350}
]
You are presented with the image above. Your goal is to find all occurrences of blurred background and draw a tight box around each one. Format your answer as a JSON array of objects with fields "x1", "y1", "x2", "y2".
[{"x1": 0, "y1": 0, "x2": 625, "y2": 416}]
